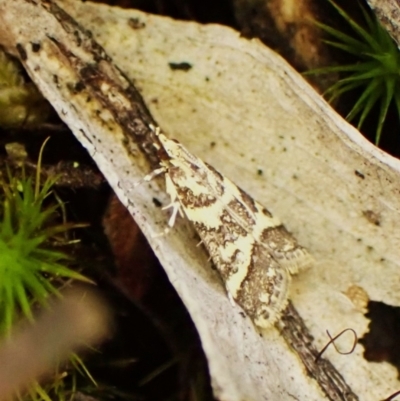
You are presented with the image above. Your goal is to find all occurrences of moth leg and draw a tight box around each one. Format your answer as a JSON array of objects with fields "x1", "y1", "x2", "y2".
[
  {"x1": 227, "y1": 290, "x2": 236, "y2": 307},
  {"x1": 162, "y1": 174, "x2": 185, "y2": 227},
  {"x1": 144, "y1": 167, "x2": 166, "y2": 182},
  {"x1": 163, "y1": 200, "x2": 182, "y2": 227},
  {"x1": 129, "y1": 167, "x2": 166, "y2": 191},
  {"x1": 196, "y1": 239, "x2": 204, "y2": 247},
  {"x1": 151, "y1": 201, "x2": 182, "y2": 238}
]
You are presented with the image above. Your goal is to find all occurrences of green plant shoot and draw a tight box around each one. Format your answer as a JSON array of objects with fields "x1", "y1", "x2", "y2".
[
  {"x1": 0, "y1": 140, "x2": 96, "y2": 400},
  {"x1": 307, "y1": 0, "x2": 400, "y2": 145},
  {"x1": 0, "y1": 140, "x2": 91, "y2": 335}
]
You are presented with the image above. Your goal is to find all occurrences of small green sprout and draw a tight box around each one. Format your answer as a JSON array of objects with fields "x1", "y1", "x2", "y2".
[
  {"x1": 308, "y1": 0, "x2": 400, "y2": 145},
  {"x1": 0, "y1": 170, "x2": 90, "y2": 335}
]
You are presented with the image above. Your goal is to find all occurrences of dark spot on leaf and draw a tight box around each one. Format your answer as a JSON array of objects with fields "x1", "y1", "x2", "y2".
[
  {"x1": 153, "y1": 198, "x2": 162, "y2": 207},
  {"x1": 128, "y1": 17, "x2": 146, "y2": 29},
  {"x1": 168, "y1": 62, "x2": 192, "y2": 71},
  {"x1": 362, "y1": 210, "x2": 381, "y2": 226},
  {"x1": 74, "y1": 81, "x2": 85, "y2": 92},
  {"x1": 31, "y1": 42, "x2": 41, "y2": 52}
]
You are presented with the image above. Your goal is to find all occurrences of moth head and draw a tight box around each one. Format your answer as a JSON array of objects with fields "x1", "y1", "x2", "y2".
[{"x1": 158, "y1": 134, "x2": 201, "y2": 166}]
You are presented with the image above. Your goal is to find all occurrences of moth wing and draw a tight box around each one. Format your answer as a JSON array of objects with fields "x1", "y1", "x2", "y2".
[
  {"x1": 192, "y1": 215, "x2": 290, "y2": 328},
  {"x1": 234, "y1": 244, "x2": 291, "y2": 328},
  {"x1": 206, "y1": 165, "x2": 313, "y2": 274},
  {"x1": 161, "y1": 144, "x2": 310, "y2": 327}
]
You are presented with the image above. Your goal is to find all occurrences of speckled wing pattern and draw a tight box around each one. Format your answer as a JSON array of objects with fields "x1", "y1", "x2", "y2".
[{"x1": 154, "y1": 127, "x2": 313, "y2": 328}]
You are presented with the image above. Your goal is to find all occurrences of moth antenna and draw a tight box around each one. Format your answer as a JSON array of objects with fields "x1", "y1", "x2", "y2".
[{"x1": 130, "y1": 167, "x2": 167, "y2": 190}]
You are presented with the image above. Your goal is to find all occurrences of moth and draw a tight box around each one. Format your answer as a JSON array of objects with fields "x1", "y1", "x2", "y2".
[{"x1": 149, "y1": 125, "x2": 313, "y2": 328}]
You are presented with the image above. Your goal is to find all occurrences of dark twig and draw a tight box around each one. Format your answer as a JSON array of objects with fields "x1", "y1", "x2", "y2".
[
  {"x1": 316, "y1": 329, "x2": 358, "y2": 362},
  {"x1": 278, "y1": 301, "x2": 359, "y2": 401},
  {"x1": 382, "y1": 390, "x2": 400, "y2": 401}
]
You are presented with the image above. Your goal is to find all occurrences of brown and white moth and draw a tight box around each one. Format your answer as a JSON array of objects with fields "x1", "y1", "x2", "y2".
[{"x1": 149, "y1": 126, "x2": 313, "y2": 328}]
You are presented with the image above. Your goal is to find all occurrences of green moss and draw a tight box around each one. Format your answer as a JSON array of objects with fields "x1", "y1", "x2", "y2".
[
  {"x1": 0, "y1": 142, "x2": 95, "y2": 400},
  {"x1": 0, "y1": 170, "x2": 90, "y2": 335},
  {"x1": 307, "y1": 0, "x2": 400, "y2": 145}
]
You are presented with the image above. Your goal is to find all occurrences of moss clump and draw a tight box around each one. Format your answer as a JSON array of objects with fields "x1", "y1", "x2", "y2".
[{"x1": 308, "y1": 0, "x2": 400, "y2": 145}]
